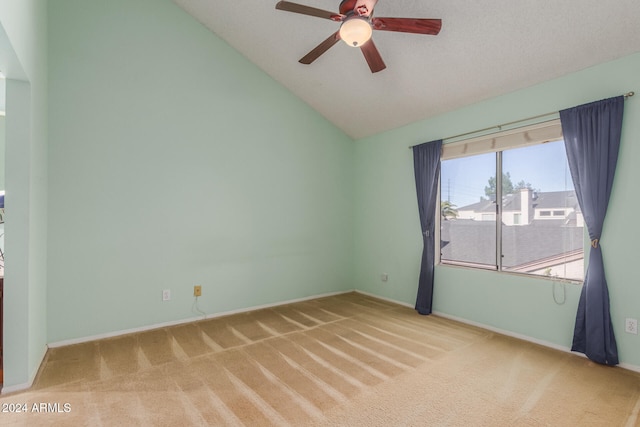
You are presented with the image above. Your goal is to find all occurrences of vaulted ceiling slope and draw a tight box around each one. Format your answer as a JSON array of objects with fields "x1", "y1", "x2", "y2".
[{"x1": 174, "y1": 0, "x2": 640, "y2": 139}]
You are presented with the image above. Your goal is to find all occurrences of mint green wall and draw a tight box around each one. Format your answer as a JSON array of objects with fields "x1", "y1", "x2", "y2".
[
  {"x1": 354, "y1": 53, "x2": 640, "y2": 367},
  {"x1": 0, "y1": 115, "x2": 5, "y2": 190},
  {"x1": 46, "y1": 0, "x2": 354, "y2": 343},
  {"x1": 6, "y1": 0, "x2": 637, "y2": 389},
  {"x1": 0, "y1": 0, "x2": 48, "y2": 389}
]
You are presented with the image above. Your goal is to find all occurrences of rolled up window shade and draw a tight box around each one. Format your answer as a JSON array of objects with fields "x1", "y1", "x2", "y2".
[{"x1": 441, "y1": 119, "x2": 563, "y2": 160}]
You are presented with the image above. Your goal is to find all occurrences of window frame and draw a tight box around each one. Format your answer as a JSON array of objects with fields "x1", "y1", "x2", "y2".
[{"x1": 436, "y1": 119, "x2": 585, "y2": 284}]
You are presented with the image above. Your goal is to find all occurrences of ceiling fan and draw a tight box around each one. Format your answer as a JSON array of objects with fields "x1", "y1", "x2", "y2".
[{"x1": 275, "y1": 0, "x2": 442, "y2": 73}]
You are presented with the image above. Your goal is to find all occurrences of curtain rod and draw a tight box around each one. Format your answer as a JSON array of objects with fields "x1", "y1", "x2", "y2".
[{"x1": 409, "y1": 91, "x2": 635, "y2": 149}]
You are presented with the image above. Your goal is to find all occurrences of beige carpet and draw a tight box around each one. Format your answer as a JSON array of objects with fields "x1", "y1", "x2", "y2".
[{"x1": 1, "y1": 292, "x2": 639, "y2": 426}]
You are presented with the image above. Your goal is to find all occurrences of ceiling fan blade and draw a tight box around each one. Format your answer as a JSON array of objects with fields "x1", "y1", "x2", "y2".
[
  {"x1": 276, "y1": 1, "x2": 341, "y2": 21},
  {"x1": 360, "y1": 39, "x2": 386, "y2": 73},
  {"x1": 299, "y1": 31, "x2": 341, "y2": 65},
  {"x1": 371, "y1": 17, "x2": 442, "y2": 35}
]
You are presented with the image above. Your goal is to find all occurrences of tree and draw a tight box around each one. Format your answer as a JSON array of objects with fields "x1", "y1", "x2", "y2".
[
  {"x1": 514, "y1": 180, "x2": 539, "y2": 193},
  {"x1": 485, "y1": 173, "x2": 539, "y2": 198},
  {"x1": 441, "y1": 201, "x2": 458, "y2": 220},
  {"x1": 484, "y1": 172, "x2": 514, "y2": 198}
]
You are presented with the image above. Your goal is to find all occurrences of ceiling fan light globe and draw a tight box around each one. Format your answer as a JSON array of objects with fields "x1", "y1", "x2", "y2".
[{"x1": 339, "y1": 17, "x2": 372, "y2": 47}]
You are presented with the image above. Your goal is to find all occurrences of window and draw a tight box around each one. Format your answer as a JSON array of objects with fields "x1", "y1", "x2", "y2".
[{"x1": 439, "y1": 120, "x2": 584, "y2": 281}]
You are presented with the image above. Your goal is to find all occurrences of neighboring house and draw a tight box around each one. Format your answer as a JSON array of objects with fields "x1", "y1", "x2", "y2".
[
  {"x1": 442, "y1": 188, "x2": 584, "y2": 280},
  {"x1": 457, "y1": 188, "x2": 583, "y2": 226}
]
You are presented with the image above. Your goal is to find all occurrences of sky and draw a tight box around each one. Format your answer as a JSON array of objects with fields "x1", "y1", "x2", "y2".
[{"x1": 441, "y1": 139, "x2": 574, "y2": 208}]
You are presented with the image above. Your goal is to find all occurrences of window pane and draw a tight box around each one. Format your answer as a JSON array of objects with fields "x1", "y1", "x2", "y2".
[
  {"x1": 440, "y1": 153, "x2": 496, "y2": 268},
  {"x1": 500, "y1": 140, "x2": 584, "y2": 280}
]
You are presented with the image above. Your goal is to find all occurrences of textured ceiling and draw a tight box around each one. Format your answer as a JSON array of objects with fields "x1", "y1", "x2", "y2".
[{"x1": 173, "y1": 0, "x2": 640, "y2": 139}]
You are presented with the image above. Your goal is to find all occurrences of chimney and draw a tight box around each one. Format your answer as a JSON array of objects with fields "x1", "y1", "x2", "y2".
[{"x1": 520, "y1": 188, "x2": 531, "y2": 225}]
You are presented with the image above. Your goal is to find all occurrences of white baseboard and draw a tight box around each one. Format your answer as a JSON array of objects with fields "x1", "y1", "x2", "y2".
[
  {"x1": 48, "y1": 289, "x2": 355, "y2": 349},
  {"x1": 1, "y1": 345, "x2": 48, "y2": 395},
  {"x1": 432, "y1": 310, "x2": 573, "y2": 352},
  {"x1": 617, "y1": 362, "x2": 640, "y2": 373},
  {"x1": 353, "y1": 290, "x2": 640, "y2": 374},
  {"x1": 29, "y1": 287, "x2": 640, "y2": 386},
  {"x1": 2, "y1": 381, "x2": 33, "y2": 395},
  {"x1": 434, "y1": 311, "x2": 640, "y2": 374},
  {"x1": 354, "y1": 289, "x2": 414, "y2": 308}
]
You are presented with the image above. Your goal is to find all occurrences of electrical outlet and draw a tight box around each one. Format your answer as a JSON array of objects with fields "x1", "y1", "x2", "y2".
[
  {"x1": 381, "y1": 273, "x2": 389, "y2": 282},
  {"x1": 194, "y1": 285, "x2": 202, "y2": 297},
  {"x1": 625, "y1": 318, "x2": 638, "y2": 335},
  {"x1": 162, "y1": 289, "x2": 171, "y2": 301}
]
